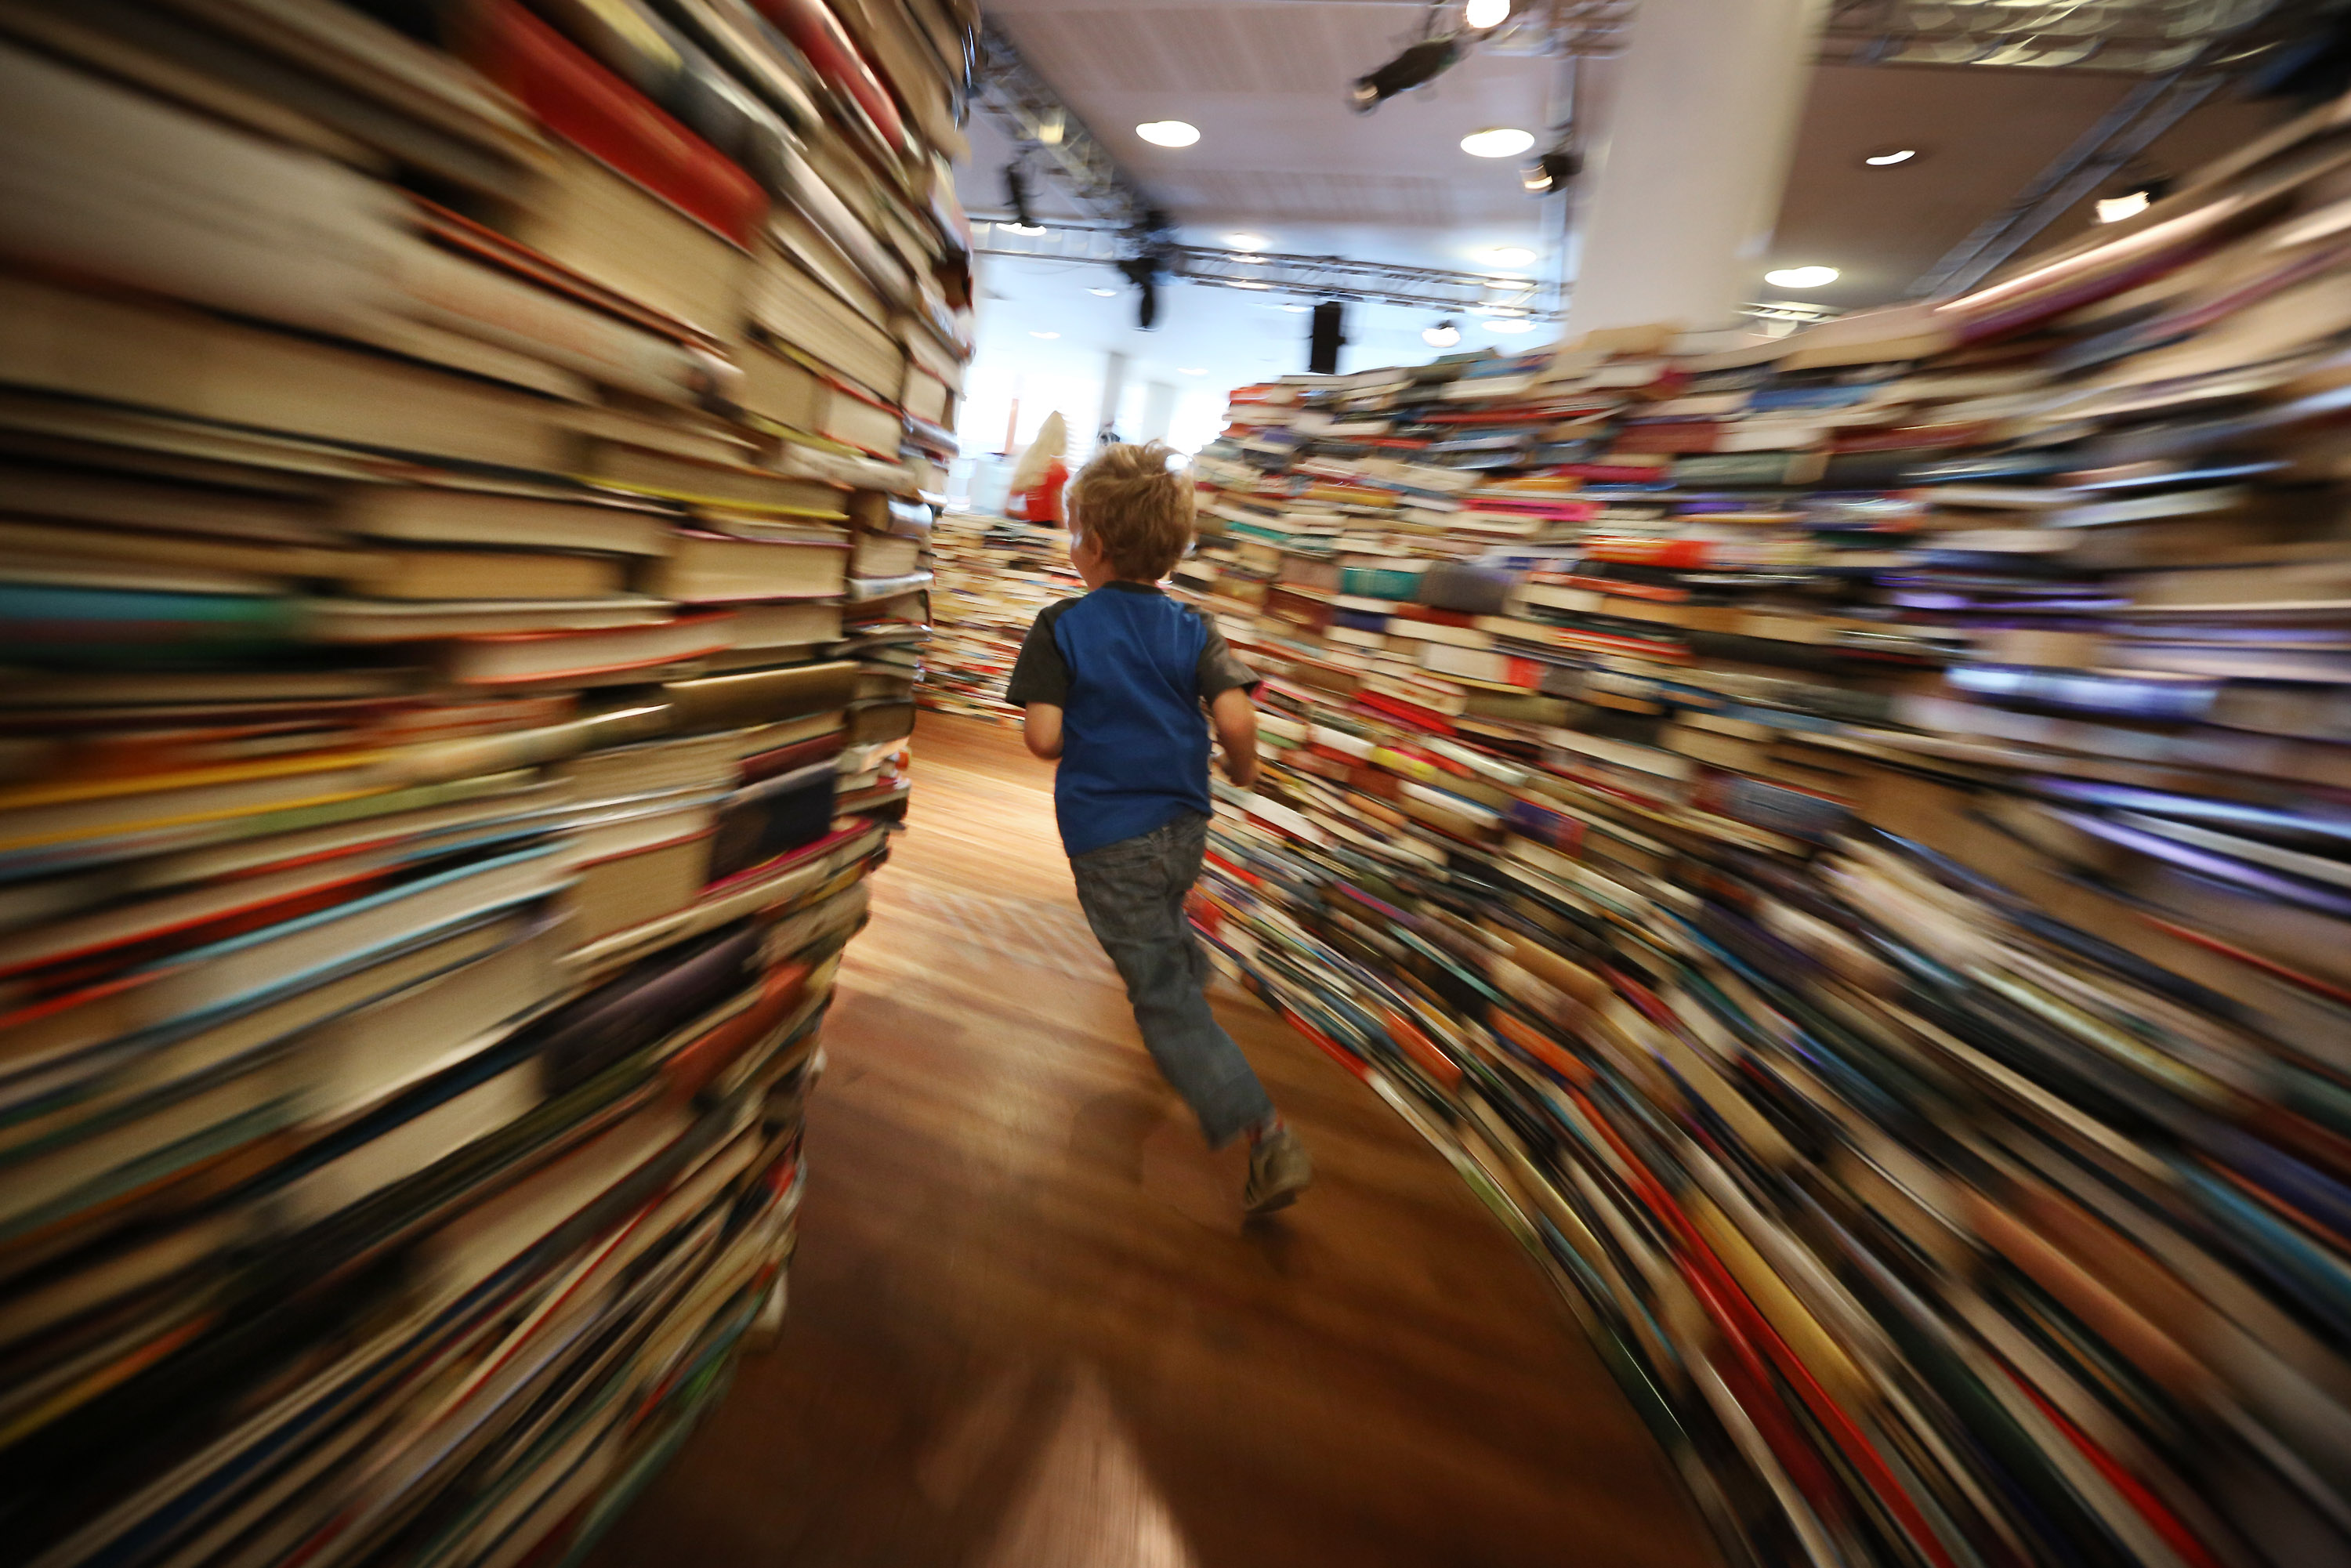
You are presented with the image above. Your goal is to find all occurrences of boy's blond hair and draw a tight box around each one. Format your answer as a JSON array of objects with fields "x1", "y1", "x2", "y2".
[{"x1": 1069, "y1": 441, "x2": 1194, "y2": 581}]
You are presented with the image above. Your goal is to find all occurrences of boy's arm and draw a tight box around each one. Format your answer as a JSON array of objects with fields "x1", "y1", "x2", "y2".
[
  {"x1": 1003, "y1": 606, "x2": 1070, "y2": 764},
  {"x1": 1194, "y1": 614, "x2": 1263, "y2": 789},
  {"x1": 1209, "y1": 688, "x2": 1259, "y2": 788},
  {"x1": 1022, "y1": 703, "x2": 1064, "y2": 760}
]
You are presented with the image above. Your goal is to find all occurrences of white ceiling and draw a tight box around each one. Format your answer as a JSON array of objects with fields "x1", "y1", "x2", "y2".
[{"x1": 952, "y1": 0, "x2": 2299, "y2": 403}]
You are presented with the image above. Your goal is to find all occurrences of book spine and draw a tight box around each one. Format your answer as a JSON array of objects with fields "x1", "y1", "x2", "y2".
[
  {"x1": 473, "y1": 0, "x2": 766, "y2": 245},
  {"x1": 393, "y1": 243, "x2": 723, "y2": 404}
]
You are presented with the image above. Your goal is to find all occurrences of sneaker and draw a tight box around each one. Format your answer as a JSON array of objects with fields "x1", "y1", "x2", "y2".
[{"x1": 1244, "y1": 1128, "x2": 1313, "y2": 1215}]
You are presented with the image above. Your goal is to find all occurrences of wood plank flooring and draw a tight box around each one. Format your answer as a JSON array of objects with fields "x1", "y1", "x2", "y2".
[{"x1": 586, "y1": 712, "x2": 1718, "y2": 1568}]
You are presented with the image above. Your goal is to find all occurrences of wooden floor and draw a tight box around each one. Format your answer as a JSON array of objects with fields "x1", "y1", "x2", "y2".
[{"x1": 588, "y1": 712, "x2": 1717, "y2": 1568}]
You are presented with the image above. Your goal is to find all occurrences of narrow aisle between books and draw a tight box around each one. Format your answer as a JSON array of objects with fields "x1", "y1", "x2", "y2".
[{"x1": 585, "y1": 712, "x2": 1715, "y2": 1568}]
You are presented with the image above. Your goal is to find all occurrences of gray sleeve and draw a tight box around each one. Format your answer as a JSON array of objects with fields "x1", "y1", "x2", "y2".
[
  {"x1": 1005, "y1": 605, "x2": 1070, "y2": 706},
  {"x1": 1196, "y1": 616, "x2": 1259, "y2": 701}
]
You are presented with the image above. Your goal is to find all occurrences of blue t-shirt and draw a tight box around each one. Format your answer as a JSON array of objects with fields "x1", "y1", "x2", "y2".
[{"x1": 1003, "y1": 581, "x2": 1258, "y2": 856}]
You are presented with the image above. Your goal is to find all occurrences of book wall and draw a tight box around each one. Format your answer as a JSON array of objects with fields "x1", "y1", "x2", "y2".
[
  {"x1": 920, "y1": 511, "x2": 1085, "y2": 721},
  {"x1": 1175, "y1": 96, "x2": 2351, "y2": 1568},
  {"x1": 0, "y1": 0, "x2": 969, "y2": 1559}
]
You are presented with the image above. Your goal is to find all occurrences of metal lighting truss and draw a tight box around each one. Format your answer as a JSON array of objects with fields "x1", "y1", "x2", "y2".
[
  {"x1": 971, "y1": 217, "x2": 1558, "y2": 317},
  {"x1": 970, "y1": 218, "x2": 1845, "y2": 326},
  {"x1": 1331, "y1": 0, "x2": 2288, "y2": 72},
  {"x1": 971, "y1": 17, "x2": 1154, "y2": 229}
]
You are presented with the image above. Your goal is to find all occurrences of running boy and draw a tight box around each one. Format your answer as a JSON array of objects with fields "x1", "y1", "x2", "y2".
[{"x1": 1005, "y1": 441, "x2": 1313, "y2": 1214}]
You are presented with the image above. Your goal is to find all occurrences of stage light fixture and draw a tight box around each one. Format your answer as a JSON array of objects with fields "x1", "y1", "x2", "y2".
[
  {"x1": 1351, "y1": 36, "x2": 1461, "y2": 113},
  {"x1": 1115, "y1": 255, "x2": 1163, "y2": 329},
  {"x1": 1521, "y1": 146, "x2": 1581, "y2": 194},
  {"x1": 1004, "y1": 163, "x2": 1036, "y2": 229},
  {"x1": 1423, "y1": 319, "x2": 1462, "y2": 347}
]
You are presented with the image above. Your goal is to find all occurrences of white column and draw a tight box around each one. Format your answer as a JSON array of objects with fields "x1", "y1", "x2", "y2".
[
  {"x1": 1567, "y1": 0, "x2": 1827, "y2": 335},
  {"x1": 1097, "y1": 350, "x2": 1129, "y2": 444},
  {"x1": 1139, "y1": 380, "x2": 1177, "y2": 442}
]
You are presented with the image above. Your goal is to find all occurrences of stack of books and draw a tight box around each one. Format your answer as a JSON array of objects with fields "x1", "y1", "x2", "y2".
[
  {"x1": 0, "y1": 0, "x2": 969, "y2": 1559},
  {"x1": 918, "y1": 511, "x2": 1084, "y2": 721},
  {"x1": 1165, "y1": 91, "x2": 2351, "y2": 1568}
]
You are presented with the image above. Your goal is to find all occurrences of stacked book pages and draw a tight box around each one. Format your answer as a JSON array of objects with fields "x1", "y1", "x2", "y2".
[
  {"x1": 0, "y1": 0, "x2": 967, "y2": 1559},
  {"x1": 919, "y1": 511, "x2": 1083, "y2": 721},
  {"x1": 1173, "y1": 91, "x2": 2351, "y2": 1568}
]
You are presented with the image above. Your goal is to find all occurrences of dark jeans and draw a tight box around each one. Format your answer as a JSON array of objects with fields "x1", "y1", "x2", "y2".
[{"x1": 1068, "y1": 811, "x2": 1276, "y2": 1148}]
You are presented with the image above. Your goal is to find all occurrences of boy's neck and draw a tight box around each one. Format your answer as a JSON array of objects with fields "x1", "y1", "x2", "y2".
[{"x1": 1096, "y1": 577, "x2": 1162, "y2": 592}]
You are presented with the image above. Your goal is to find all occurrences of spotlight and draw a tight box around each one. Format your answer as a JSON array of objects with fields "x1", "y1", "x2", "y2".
[
  {"x1": 1004, "y1": 164, "x2": 1036, "y2": 229},
  {"x1": 1118, "y1": 208, "x2": 1176, "y2": 331},
  {"x1": 1352, "y1": 35, "x2": 1462, "y2": 113},
  {"x1": 1423, "y1": 319, "x2": 1462, "y2": 348},
  {"x1": 1521, "y1": 146, "x2": 1581, "y2": 195}
]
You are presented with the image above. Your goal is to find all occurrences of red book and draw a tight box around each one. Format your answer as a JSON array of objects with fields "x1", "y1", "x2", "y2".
[
  {"x1": 472, "y1": 0, "x2": 765, "y2": 245},
  {"x1": 749, "y1": 0, "x2": 911, "y2": 156},
  {"x1": 663, "y1": 960, "x2": 810, "y2": 1099},
  {"x1": 1353, "y1": 691, "x2": 1455, "y2": 736}
]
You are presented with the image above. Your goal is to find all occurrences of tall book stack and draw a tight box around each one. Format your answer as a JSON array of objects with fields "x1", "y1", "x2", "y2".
[
  {"x1": 0, "y1": 0, "x2": 969, "y2": 1559},
  {"x1": 919, "y1": 510, "x2": 1084, "y2": 721},
  {"x1": 1160, "y1": 93, "x2": 2351, "y2": 1568}
]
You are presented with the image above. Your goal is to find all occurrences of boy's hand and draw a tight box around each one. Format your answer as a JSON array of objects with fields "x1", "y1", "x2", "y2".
[{"x1": 1219, "y1": 748, "x2": 1259, "y2": 789}]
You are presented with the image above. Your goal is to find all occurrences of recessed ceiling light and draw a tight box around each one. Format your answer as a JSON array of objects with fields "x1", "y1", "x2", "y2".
[
  {"x1": 1488, "y1": 317, "x2": 1535, "y2": 334},
  {"x1": 1864, "y1": 148, "x2": 1918, "y2": 166},
  {"x1": 1005, "y1": 223, "x2": 1046, "y2": 235},
  {"x1": 1089, "y1": 287, "x2": 1117, "y2": 297},
  {"x1": 1460, "y1": 127, "x2": 1534, "y2": 158},
  {"x1": 1225, "y1": 232, "x2": 1269, "y2": 249},
  {"x1": 1476, "y1": 245, "x2": 1537, "y2": 266},
  {"x1": 1136, "y1": 121, "x2": 1200, "y2": 147},
  {"x1": 1229, "y1": 280, "x2": 1270, "y2": 290},
  {"x1": 1465, "y1": 0, "x2": 1510, "y2": 27},
  {"x1": 1029, "y1": 330, "x2": 1060, "y2": 339},
  {"x1": 1281, "y1": 302, "x2": 1311, "y2": 312},
  {"x1": 1762, "y1": 265, "x2": 1839, "y2": 288},
  {"x1": 1422, "y1": 320, "x2": 1462, "y2": 347},
  {"x1": 1179, "y1": 367, "x2": 1208, "y2": 375},
  {"x1": 2096, "y1": 190, "x2": 2152, "y2": 223}
]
